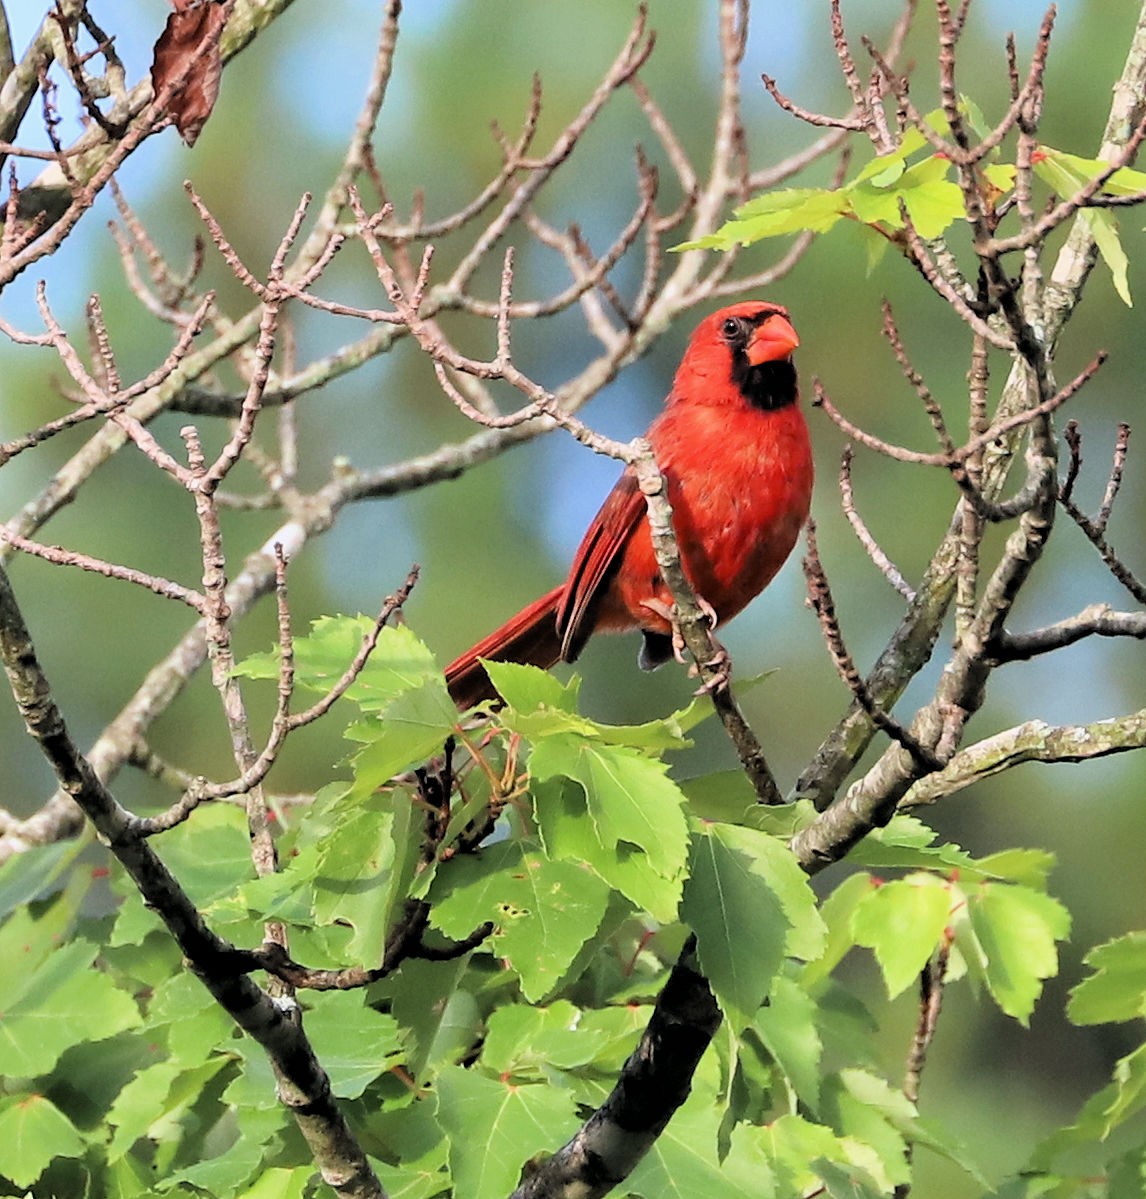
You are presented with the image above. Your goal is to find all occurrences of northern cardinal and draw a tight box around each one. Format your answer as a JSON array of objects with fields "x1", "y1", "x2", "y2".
[{"x1": 445, "y1": 301, "x2": 813, "y2": 709}]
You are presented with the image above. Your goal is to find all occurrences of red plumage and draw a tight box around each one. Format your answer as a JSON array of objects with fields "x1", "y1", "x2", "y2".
[{"x1": 445, "y1": 301, "x2": 813, "y2": 709}]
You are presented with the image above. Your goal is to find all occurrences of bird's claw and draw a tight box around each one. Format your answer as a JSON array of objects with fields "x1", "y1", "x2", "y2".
[
  {"x1": 640, "y1": 594, "x2": 725, "y2": 674},
  {"x1": 691, "y1": 644, "x2": 733, "y2": 695}
]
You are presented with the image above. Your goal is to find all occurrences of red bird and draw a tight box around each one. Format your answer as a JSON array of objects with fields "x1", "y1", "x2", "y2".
[{"x1": 445, "y1": 301, "x2": 813, "y2": 709}]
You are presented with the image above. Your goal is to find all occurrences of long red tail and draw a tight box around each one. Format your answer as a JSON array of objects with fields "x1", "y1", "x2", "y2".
[{"x1": 444, "y1": 586, "x2": 564, "y2": 709}]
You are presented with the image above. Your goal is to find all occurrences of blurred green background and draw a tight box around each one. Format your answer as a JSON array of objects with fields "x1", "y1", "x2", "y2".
[{"x1": 1, "y1": 2, "x2": 1144, "y2": 1193}]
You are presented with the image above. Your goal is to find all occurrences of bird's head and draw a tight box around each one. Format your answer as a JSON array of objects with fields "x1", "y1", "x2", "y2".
[{"x1": 674, "y1": 301, "x2": 800, "y2": 412}]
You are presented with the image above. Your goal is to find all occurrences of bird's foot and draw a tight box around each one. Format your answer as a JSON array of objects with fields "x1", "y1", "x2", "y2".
[
  {"x1": 640, "y1": 594, "x2": 723, "y2": 675},
  {"x1": 692, "y1": 644, "x2": 732, "y2": 694}
]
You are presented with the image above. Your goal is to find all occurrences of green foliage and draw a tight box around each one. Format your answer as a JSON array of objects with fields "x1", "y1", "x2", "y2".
[
  {"x1": 681, "y1": 107, "x2": 1146, "y2": 304},
  {"x1": 3, "y1": 619, "x2": 1143, "y2": 1197}
]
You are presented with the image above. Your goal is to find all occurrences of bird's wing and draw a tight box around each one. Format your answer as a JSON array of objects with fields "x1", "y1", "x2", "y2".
[{"x1": 556, "y1": 467, "x2": 646, "y2": 662}]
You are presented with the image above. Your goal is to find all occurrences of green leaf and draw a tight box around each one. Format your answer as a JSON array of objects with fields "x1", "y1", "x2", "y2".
[
  {"x1": 302, "y1": 992, "x2": 403, "y2": 1098},
  {"x1": 1085, "y1": 208, "x2": 1132, "y2": 305},
  {"x1": 165, "y1": 1110, "x2": 288, "y2": 1196},
  {"x1": 106, "y1": 1056, "x2": 228, "y2": 1162},
  {"x1": 481, "y1": 1001, "x2": 610, "y2": 1076},
  {"x1": 434, "y1": 1066, "x2": 576, "y2": 1199},
  {"x1": 679, "y1": 769, "x2": 758, "y2": 823},
  {"x1": 1068, "y1": 932, "x2": 1146, "y2": 1025},
  {"x1": 682, "y1": 823, "x2": 823, "y2": 1031},
  {"x1": 533, "y1": 777, "x2": 682, "y2": 921},
  {"x1": 982, "y1": 162, "x2": 1017, "y2": 192},
  {"x1": 529, "y1": 734, "x2": 690, "y2": 881},
  {"x1": 430, "y1": 839, "x2": 611, "y2": 1000},
  {"x1": 1028, "y1": 1041, "x2": 1146, "y2": 1170},
  {"x1": 846, "y1": 816, "x2": 1051, "y2": 885},
  {"x1": 759, "y1": 1113, "x2": 882, "y2": 1198},
  {"x1": 0, "y1": 868, "x2": 93, "y2": 1002},
  {"x1": 236, "y1": 617, "x2": 440, "y2": 711},
  {"x1": 1037, "y1": 146, "x2": 1146, "y2": 196},
  {"x1": 0, "y1": 938, "x2": 141, "y2": 1077},
  {"x1": 149, "y1": 970, "x2": 235, "y2": 1063},
  {"x1": 967, "y1": 882, "x2": 1071, "y2": 1023},
  {"x1": 349, "y1": 677, "x2": 457, "y2": 792},
  {"x1": 311, "y1": 792, "x2": 397, "y2": 961},
  {"x1": 0, "y1": 837, "x2": 86, "y2": 920},
  {"x1": 896, "y1": 157, "x2": 966, "y2": 237},
  {"x1": 0, "y1": 1093, "x2": 87, "y2": 1188},
  {"x1": 1033, "y1": 148, "x2": 1135, "y2": 305},
  {"x1": 822, "y1": 1070, "x2": 918, "y2": 1191},
  {"x1": 481, "y1": 659, "x2": 580, "y2": 713},
  {"x1": 625, "y1": 1090, "x2": 775, "y2": 1198},
  {"x1": 800, "y1": 871, "x2": 874, "y2": 990},
  {"x1": 500, "y1": 688, "x2": 694, "y2": 753},
  {"x1": 973, "y1": 847, "x2": 1056, "y2": 888},
  {"x1": 375, "y1": 1137, "x2": 451, "y2": 1199},
  {"x1": 677, "y1": 188, "x2": 847, "y2": 250},
  {"x1": 852, "y1": 875, "x2": 953, "y2": 999},
  {"x1": 235, "y1": 1166, "x2": 314, "y2": 1199},
  {"x1": 111, "y1": 806, "x2": 254, "y2": 947},
  {"x1": 754, "y1": 974, "x2": 824, "y2": 1109},
  {"x1": 389, "y1": 957, "x2": 481, "y2": 1079},
  {"x1": 684, "y1": 822, "x2": 788, "y2": 1030}
]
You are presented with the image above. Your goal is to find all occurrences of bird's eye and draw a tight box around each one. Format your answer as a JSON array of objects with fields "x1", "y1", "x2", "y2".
[{"x1": 721, "y1": 317, "x2": 744, "y2": 342}]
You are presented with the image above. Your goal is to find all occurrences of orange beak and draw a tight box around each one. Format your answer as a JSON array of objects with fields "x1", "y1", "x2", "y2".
[{"x1": 746, "y1": 313, "x2": 799, "y2": 365}]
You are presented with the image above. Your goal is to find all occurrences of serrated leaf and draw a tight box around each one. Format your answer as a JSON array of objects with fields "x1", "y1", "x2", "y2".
[
  {"x1": 529, "y1": 734, "x2": 689, "y2": 880},
  {"x1": 481, "y1": 659, "x2": 580, "y2": 712},
  {"x1": 755, "y1": 974, "x2": 824, "y2": 1109},
  {"x1": 0, "y1": 838, "x2": 86, "y2": 920},
  {"x1": 0, "y1": 1094, "x2": 87, "y2": 1187},
  {"x1": 502, "y1": 695, "x2": 695, "y2": 754},
  {"x1": 310, "y1": 792, "x2": 398, "y2": 961},
  {"x1": 302, "y1": 992, "x2": 403, "y2": 1097},
  {"x1": 1068, "y1": 932, "x2": 1146, "y2": 1025},
  {"x1": 683, "y1": 825, "x2": 788, "y2": 1031},
  {"x1": 236, "y1": 617, "x2": 440, "y2": 711},
  {"x1": 0, "y1": 939, "x2": 141, "y2": 1077},
  {"x1": 107, "y1": 1057, "x2": 229, "y2": 1162},
  {"x1": 848, "y1": 154, "x2": 965, "y2": 237},
  {"x1": 760, "y1": 1113, "x2": 874, "y2": 1197},
  {"x1": 968, "y1": 882, "x2": 1071, "y2": 1024},
  {"x1": 852, "y1": 875, "x2": 954, "y2": 999},
  {"x1": 349, "y1": 677, "x2": 457, "y2": 792},
  {"x1": 821, "y1": 1070, "x2": 913, "y2": 1191},
  {"x1": 235, "y1": 1166, "x2": 313, "y2": 1199},
  {"x1": 533, "y1": 777, "x2": 682, "y2": 921},
  {"x1": 677, "y1": 188, "x2": 847, "y2": 250},
  {"x1": 390, "y1": 957, "x2": 481, "y2": 1079},
  {"x1": 435, "y1": 1066, "x2": 576, "y2": 1199},
  {"x1": 974, "y1": 847, "x2": 1056, "y2": 888},
  {"x1": 482, "y1": 1001, "x2": 610, "y2": 1076},
  {"x1": 429, "y1": 840, "x2": 610, "y2": 1000},
  {"x1": 1033, "y1": 147, "x2": 1134, "y2": 304},
  {"x1": 800, "y1": 872, "x2": 875, "y2": 989},
  {"x1": 683, "y1": 823, "x2": 823, "y2": 1031},
  {"x1": 625, "y1": 1090, "x2": 774, "y2": 1199}
]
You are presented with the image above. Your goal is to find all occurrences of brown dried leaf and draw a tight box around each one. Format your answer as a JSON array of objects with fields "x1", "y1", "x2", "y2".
[{"x1": 150, "y1": 1, "x2": 228, "y2": 147}]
